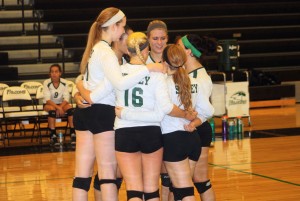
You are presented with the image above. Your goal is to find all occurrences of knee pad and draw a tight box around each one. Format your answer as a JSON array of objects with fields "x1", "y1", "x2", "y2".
[
  {"x1": 66, "y1": 108, "x2": 74, "y2": 116},
  {"x1": 173, "y1": 186, "x2": 194, "y2": 201},
  {"x1": 144, "y1": 189, "x2": 159, "y2": 201},
  {"x1": 127, "y1": 190, "x2": 143, "y2": 201},
  {"x1": 194, "y1": 180, "x2": 212, "y2": 194},
  {"x1": 72, "y1": 177, "x2": 92, "y2": 192},
  {"x1": 99, "y1": 179, "x2": 117, "y2": 188},
  {"x1": 48, "y1": 110, "x2": 56, "y2": 118},
  {"x1": 116, "y1": 177, "x2": 123, "y2": 190},
  {"x1": 93, "y1": 173, "x2": 100, "y2": 191},
  {"x1": 161, "y1": 173, "x2": 171, "y2": 188}
]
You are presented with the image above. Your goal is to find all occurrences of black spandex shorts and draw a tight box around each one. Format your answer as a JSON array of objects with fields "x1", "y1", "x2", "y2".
[
  {"x1": 115, "y1": 126, "x2": 163, "y2": 154},
  {"x1": 196, "y1": 121, "x2": 212, "y2": 147},
  {"x1": 73, "y1": 104, "x2": 115, "y2": 134},
  {"x1": 163, "y1": 130, "x2": 201, "y2": 162}
]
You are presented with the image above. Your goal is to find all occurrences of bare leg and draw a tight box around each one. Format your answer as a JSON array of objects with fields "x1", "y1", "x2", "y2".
[
  {"x1": 63, "y1": 104, "x2": 74, "y2": 128},
  {"x1": 94, "y1": 188, "x2": 102, "y2": 201},
  {"x1": 44, "y1": 104, "x2": 56, "y2": 129},
  {"x1": 116, "y1": 151, "x2": 143, "y2": 201},
  {"x1": 142, "y1": 148, "x2": 163, "y2": 201},
  {"x1": 193, "y1": 147, "x2": 215, "y2": 201},
  {"x1": 164, "y1": 159, "x2": 196, "y2": 201},
  {"x1": 94, "y1": 131, "x2": 118, "y2": 201},
  {"x1": 72, "y1": 130, "x2": 95, "y2": 201}
]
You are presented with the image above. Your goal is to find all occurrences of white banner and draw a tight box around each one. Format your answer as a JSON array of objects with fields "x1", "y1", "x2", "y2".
[{"x1": 225, "y1": 82, "x2": 249, "y2": 117}]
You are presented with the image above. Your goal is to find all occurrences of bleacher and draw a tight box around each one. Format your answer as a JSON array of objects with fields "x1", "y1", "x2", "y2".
[{"x1": 1, "y1": 0, "x2": 300, "y2": 98}]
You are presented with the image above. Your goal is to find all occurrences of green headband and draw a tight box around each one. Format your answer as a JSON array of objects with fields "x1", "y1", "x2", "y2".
[{"x1": 181, "y1": 35, "x2": 202, "y2": 58}]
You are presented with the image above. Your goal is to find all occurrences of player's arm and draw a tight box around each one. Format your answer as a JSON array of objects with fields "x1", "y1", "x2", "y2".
[{"x1": 101, "y1": 52, "x2": 164, "y2": 90}]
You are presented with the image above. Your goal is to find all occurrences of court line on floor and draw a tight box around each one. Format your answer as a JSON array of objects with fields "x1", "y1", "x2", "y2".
[
  {"x1": 217, "y1": 158, "x2": 300, "y2": 166},
  {"x1": 210, "y1": 163, "x2": 300, "y2": 186}
]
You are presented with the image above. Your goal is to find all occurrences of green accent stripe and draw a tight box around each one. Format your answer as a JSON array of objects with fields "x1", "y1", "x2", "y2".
[
  {"x1": 209, "y1": 163, "x2": 300, "y2": 186},
  {"x1": 188, "y1": 67, "x2": 204, "y2": 78}
]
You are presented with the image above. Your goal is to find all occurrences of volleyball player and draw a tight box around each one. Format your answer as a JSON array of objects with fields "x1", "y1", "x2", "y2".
[
  {"x1": 146, "y1": 20, "x2": 168, "y2": 64},
  {"x1": 177, "y1": 34, "x2": 217, "y2": 201},
  {"x1": 43, "y1": 64, "x2": 75, "y2": 145},
  {"x1": 145, "y1": 20, "x2": 172, "y2": 201},
  {"x1": 92, "y1": 25, "x2": 133, "y2": 201},
  {"x1": 72, "y1": 7, "x2": 164, "y2": 201}
]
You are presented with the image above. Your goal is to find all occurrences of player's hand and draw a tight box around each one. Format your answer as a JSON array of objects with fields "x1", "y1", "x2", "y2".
[
  {"x1": 147, "y1": 63, "x2": 166, "y2": 73},
  {"x1": 74, "y1": 93, "x2": 91, "y2": 108},
  {"x1": 115, "y1": 106, "x2": 123, "y2": 118},
  {"x1": 184, "y1": 122, "x2": 197, "y2": 133},
  {"x1": 184, "y1": 110, "x2": 198, "y2": 121},
  {"x1": 56, "y1": 107, "x2": 65, "y2": 117}
]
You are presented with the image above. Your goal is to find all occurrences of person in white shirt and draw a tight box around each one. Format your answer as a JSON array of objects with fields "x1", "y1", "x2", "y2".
[
  {"x1": 91, "y1": 25, "x2": 133, "y2": 201},
  {"x1": 72, "y1": 7, "x2": 164, "y2": 201},
  {"x1": 117, "y1": 44, "x2": 214, "y2": 201},
  {"x1": 43, "y1": 64, "x2": 75, "y2": 145},
  {"x1": 177, "y1": 34, "x2": 217, "y2": 201},
  {"x1": 146, "y1": 20, "x2": 168, "y2": 64},
  {"x1": 145, "y1": 20, "x2": 172, "y2": 201}
]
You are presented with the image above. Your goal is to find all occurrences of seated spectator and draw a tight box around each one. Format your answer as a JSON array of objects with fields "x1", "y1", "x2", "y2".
[{"x1": 43, "y1": 64, "x2": 75, "y2": 145}]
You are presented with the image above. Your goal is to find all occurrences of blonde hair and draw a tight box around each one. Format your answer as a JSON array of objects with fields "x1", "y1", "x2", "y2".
[
  {"x1": 127, "y1": 32, "x2": 148, "y2": 65},
  {"x1": 80, "y1": 7, "x2": 122, "y2": 74},
  {"x1": 164, "y1": 44, "x2": 192, "y2": 110}
]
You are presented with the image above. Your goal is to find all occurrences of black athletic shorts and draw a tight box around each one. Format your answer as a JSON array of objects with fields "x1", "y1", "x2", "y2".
[
  {"x1": 73, "y1": 104, "x2": 115, "y2": 134},
  {"x1": 196, "y1": 121, "x2": 212, "y2": 147},
  {"x1": 163, "y1": 130, "x2": 201, "y2": 162},
  {"x1": 115, "y1": 126, "x2": 163, "y2": 154}
]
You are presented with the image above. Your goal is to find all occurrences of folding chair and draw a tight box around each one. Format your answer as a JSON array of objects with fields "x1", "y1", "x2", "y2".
[
  {"x1": 20, "y1": 81, "x2": 43, "y2": 104},
  {"x1": 0, "y1": 83, "x2": 9, "y2": 146},
  {"x1": 1, "y1": 86, "x2": 39, "y2": 145},
  {"x1": 66, "y1": 80, "x2": 76, "y2": 108}
]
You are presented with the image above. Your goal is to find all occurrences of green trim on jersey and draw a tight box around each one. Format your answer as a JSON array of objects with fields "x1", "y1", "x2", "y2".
[
  {"x1": 148, "y1": 52, "x2": 162, "y2": 63},
  {"x1": 189, "y1": 67, "x2": 204, "y2": 78}
]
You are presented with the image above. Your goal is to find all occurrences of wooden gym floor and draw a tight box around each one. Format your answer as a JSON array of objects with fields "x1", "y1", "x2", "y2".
[{"x1": 0, "y1": 104, "x2": 300, "y2": 200}]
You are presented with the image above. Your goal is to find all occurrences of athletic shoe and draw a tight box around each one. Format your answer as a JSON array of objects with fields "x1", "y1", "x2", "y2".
[{"x1": 50, "y1": 134, "x2": 59, "y2": 146}]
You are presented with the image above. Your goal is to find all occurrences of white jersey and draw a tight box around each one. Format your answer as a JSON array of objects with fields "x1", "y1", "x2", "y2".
[
  {"x1": 84, "y1": 41, "x2": 149, "y2": 105},
  {"x1": 120, "y1": 74, "x2": 213, "y2": 134},
  {"x1": 188, "y1": 67, "x2": 214, "y2": 122},
  {"x1": 189, "y1": 67, "x2": 213, "y2": 98},
  {"x1": 146, "y1": 52, "x2": 158, "y2": 64},
  {"x1": 114, "y1": 63, "x2": 173, "y2": 129},
  {"x1": 43, "y1": 78, "x2": 70, "y2": 104},
  {"x1": 160, "y1": 76, "x2": 197, "y2": 134}
]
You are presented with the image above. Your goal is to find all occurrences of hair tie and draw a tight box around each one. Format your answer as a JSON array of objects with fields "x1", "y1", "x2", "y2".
[
  {"x1": 127, "y1": 41, "x2": 149, "y2": 53},
  {"x1": 162, "y1": 46, "x2": 184, "y2": 68},
  {"x1": 181, "y1": 35, "x2": 202, "y2": 58}
]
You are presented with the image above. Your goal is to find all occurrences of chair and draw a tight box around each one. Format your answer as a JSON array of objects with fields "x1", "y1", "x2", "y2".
[
  {"x1": 0, "y1": 83, "x2": 9, "y2": 146},
  {"x1": 20, "y1": 81, "x2": 43, "y2": 102},
  {"x1": 66, "y1": 80, "x2": 76, "y2": 107},
  {"x1": 1, "y1": 86, "x2": 39, "y2": 145}
]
